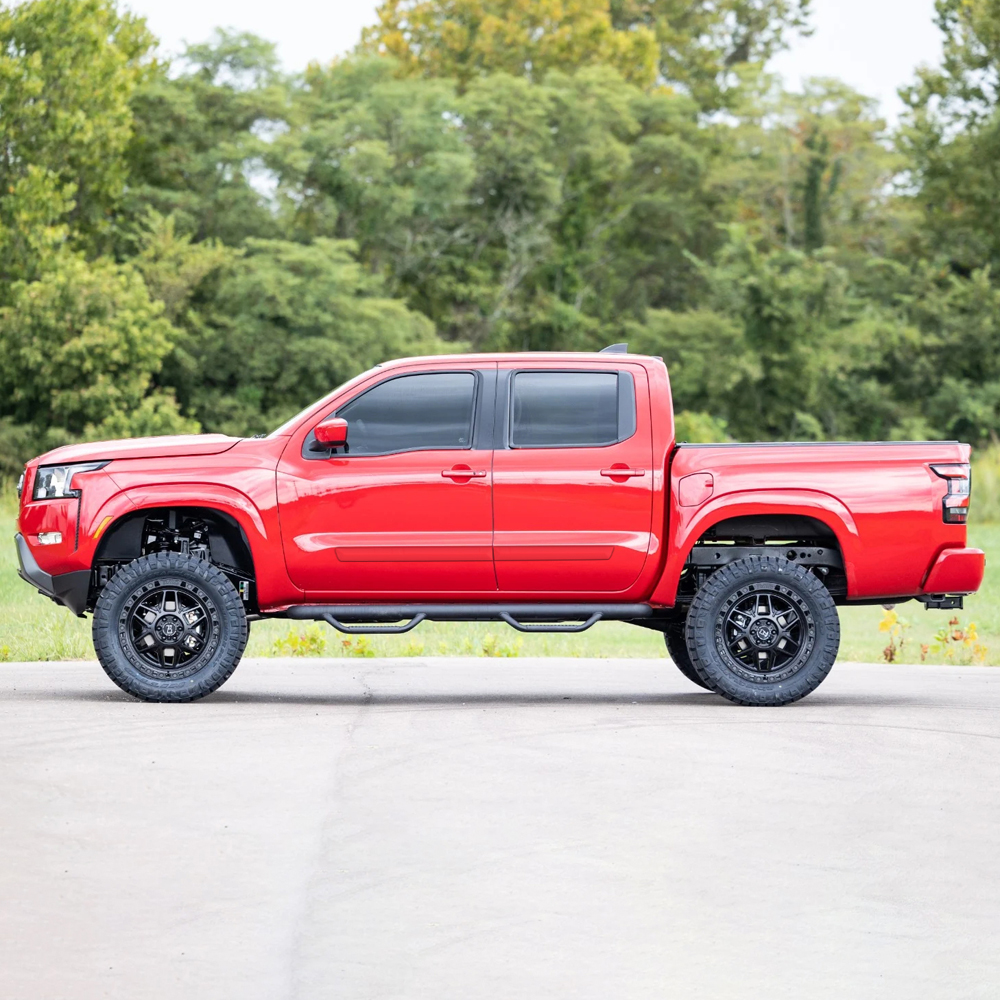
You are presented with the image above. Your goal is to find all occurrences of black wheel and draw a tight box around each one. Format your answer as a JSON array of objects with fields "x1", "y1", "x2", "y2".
[
  {"x1": 685, "y1": 555, "x2": 840, "y2": 706},
  {"x1": 663, "y1": 620, "x2": 713, "y2": 690},
  {"x1": 93, "y1": 552, "x2": 248, "y2": 702}
]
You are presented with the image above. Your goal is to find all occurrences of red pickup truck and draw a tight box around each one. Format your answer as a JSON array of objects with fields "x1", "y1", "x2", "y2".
[{"x1": 14, "y1": 348, "x2": 985, "y2": 705}]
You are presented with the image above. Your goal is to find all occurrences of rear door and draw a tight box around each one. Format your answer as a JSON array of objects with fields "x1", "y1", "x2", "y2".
[{"x1": 492, "y1": 363, "x2": 654, "y2": 596}]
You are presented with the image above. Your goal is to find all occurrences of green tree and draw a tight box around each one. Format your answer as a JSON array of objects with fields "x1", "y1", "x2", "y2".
[
  {"x1": 611, "y1": 0, "x2": 812, "y2": 109},
  {"x1": 130, "y1": 211, "x2": 235, "y2": 323},
  {"x1": 899, "y1": 0, "x2": 1000, "y2": 274},
  {"x1": 362, "y1": 0, "x2": 658, "y2": 89},
  {"x1": 171, "y1": 238, "x2": 447, "y2": 436},
  {"x1": 0, "y1": 253, "x2": 195, "y2": 450},
  {"x1": 122, "y1": 30, "x2": 290, "y2": 246},
  {"x1": 851, "y1": 258, "x2": 1000, "y2": 444},
  {"x1": 364, "y1": 0, "x2": 811, "y2": 109},
  {"x1": 631, "y1": 228, "x2": 931, "y2": 443},
  {"x1": 0, "y1": 0, "x2": 153, "y2": 281},
  {"x1": 276, "y1": 59, "x2": 721, "y2": 350},
  {"x1": 719, "y1": 75, "x2": 903, "y2": 256},
  {"x1": 6, "y1": 0, "x2": 987, "y2": 460},
  {"x1": 629, "y1": 307, "x2": 758, "y2": 417},
  {"x1": 668, "y1": 230, "x2": 858, "y2": 439}
]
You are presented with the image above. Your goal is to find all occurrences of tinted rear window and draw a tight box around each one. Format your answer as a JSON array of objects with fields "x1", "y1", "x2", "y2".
[{"x1": 510, "y1": 371, "x2": 633, "y2": 448}]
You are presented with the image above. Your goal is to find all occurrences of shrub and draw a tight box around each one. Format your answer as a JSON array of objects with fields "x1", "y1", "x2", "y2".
[{"x1": 270, "y1": 625, "x2": 328, "y2": 657}]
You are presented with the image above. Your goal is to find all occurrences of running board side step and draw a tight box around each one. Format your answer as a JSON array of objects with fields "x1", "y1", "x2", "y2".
[
  {"x1": 285, "y1": 603, "x2": 653, "y2": 635},
  {"x1": 320, "y1": 612, "x2": 427, "y2": 635},
  {"x1": 499, "y1": 612, "x2": 602, "y2": 633}
]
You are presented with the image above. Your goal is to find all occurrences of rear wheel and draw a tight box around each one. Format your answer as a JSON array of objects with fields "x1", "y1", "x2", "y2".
[
  {"x1": 93, "y1": 552, "x2": 248, "y2": 702},
  {"x1": 685, "y1": 554, "x2": 840, "y2": 706},
  {"x1": 663, "y1": 621, "x2": 712, "y2": 690}
]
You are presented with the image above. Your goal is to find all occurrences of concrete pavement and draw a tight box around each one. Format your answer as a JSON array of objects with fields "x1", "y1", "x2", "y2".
[{"x1": 1, "y1": 657, "x2": 998, "y2": 999}]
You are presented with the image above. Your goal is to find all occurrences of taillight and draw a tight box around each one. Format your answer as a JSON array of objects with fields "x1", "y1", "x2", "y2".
[{"x1": 931, "y1": 464, "x2": 971, "y2": 524}]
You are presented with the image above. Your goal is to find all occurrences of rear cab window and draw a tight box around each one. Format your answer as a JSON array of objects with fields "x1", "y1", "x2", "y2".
[{"x1": 509, "y1": 370, "x2": 636, "y2": 448}]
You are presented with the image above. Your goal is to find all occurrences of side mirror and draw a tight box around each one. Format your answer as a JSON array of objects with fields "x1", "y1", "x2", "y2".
[{"x1": 313, "y1": 416, "x2": 348, "y2": 449}]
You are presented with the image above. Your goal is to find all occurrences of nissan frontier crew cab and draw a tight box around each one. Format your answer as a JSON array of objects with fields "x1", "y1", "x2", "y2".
[{"x1": 14, "y1": 347, "x2": 986, "y2": 705}]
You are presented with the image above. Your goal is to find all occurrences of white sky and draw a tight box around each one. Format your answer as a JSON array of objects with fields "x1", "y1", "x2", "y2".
[
  {"x1": 768, "y1": 0, "x2": 942, "y2": 120},
  {"x1": 124, "y1": 0, "x2": 944, "y2": 120}
]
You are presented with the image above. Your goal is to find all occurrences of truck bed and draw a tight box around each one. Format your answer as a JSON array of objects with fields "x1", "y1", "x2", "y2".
[{"x1": 662, "y1": 440, "x2": 976, "y2": 603}]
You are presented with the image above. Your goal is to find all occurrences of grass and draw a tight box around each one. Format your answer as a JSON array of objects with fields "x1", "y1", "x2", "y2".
[
  {"x1": 971, "y1": 444, "x2": 1000, "y2": 525},
  {"x1": 2, "y1": 492, "x2": 997, "y2": 664}
]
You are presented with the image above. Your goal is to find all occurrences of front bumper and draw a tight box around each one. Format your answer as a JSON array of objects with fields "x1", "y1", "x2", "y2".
[
  {"x1": 922, "y1": 547, "x2": 986, "y2": 596},
  {"x1": 14, "y1": 533, "x2": 91, "y2": 616}
]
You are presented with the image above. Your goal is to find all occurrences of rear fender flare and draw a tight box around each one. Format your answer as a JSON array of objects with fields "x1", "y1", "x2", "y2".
[{"x1": 651, "y1": 489, "x2": 860, "y2": 606}]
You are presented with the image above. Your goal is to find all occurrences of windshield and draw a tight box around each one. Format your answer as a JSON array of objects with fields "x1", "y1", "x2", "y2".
[{"x1": 266, "y1": 368, "x2": 379, "y2": 438}]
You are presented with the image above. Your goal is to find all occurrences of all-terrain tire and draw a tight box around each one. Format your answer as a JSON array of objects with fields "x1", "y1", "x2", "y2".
[
  {"x1": 93, "y1": 552, "x2": 248, "y2": 702},
  {"x1": 685, "y1": 554, "x2": 840, "y2": 706},
  {"x1": 663, "y1": 620, "x2": 713, "y2": 690}
]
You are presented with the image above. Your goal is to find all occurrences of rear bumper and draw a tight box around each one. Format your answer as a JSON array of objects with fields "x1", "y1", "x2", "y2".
[
  {"x1": 14, "y1": 533, "x2": 91, "y2": 616},
  {"x1": 922, "y1": 547, "x2": 986, "y2": 596}
]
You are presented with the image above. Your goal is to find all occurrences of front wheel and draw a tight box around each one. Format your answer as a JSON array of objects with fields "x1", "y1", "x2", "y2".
[
  {"x1": 685, "y1": 555, "x2": 840, "y2": 706},
  {"x1": 93, "y1": 552, "x2": 248, "y2": 702}
]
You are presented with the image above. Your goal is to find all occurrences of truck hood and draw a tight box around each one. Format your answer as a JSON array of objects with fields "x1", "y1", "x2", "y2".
[{"x1": 35, "y1": 434, "x2": 242, "y2": 465}]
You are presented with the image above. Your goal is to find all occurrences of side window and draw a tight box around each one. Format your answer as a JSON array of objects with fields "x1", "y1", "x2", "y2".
[
  {"x1": 510, "y1": 371, "x2": 635, "y2": 448},
  {"x1": 333, "y1": 372, "x2": 477, "y2": 456}
]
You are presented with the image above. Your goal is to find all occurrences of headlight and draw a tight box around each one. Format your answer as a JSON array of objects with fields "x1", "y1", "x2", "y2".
[{"x1": 33, "y1": 462, "x2": 109, "y2": 500}]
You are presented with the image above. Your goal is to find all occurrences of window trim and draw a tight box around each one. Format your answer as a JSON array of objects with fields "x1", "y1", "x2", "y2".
[
  {"x1": 302, "y1": 369, "x2": 483, "y2": 460},
  {"x1": 504, "y1": 368, "x2": 637, "y2": 451}
]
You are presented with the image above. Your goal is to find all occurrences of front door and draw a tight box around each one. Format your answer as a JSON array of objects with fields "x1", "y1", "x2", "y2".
[
  {"x1": 492, "y1": 364, "x2": 654, "y2": 596},
  {"x1": 277, "y1": 366, "x2": 497, "y2": 599}
]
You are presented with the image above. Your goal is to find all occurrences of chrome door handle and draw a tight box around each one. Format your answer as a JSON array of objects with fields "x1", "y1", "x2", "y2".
[
  {"x1": 442, "y1": 468, "x2": 487, "y2": 479},
  {"x1": 600, "y1": 468, "x2": 646, "y2": 478}
]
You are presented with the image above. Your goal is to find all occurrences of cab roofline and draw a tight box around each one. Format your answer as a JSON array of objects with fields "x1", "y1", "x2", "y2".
[{"x1": 378, "y1": 351, "x2": 658, "y2": 367}]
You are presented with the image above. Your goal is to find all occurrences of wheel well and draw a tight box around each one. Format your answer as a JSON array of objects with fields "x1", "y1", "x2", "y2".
[
  {"x1": 699, "y1": 514, "x2": 839, "y2": 545},
  {"x1": 678, "y1": 514, "x2": 847, "y2": 604},
  {"x1": 90, "y1": 507, "x2": 257, "y2": 612}
]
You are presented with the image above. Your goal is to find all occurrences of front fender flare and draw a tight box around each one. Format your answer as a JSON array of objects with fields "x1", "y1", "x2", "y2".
[
  {"x1": 121, "y1": 483, "x2": 269, "y2": 541},
  {"x1": 95, "y1": 483, "x2": 302, "y2": 609}
]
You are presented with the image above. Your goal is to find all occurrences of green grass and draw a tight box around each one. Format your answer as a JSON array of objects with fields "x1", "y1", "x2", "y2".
[
  {"x1": 971, "y1": 445, "x2": 1000, "y2": 525},
  {"x1": 2, "y1": 498, "x2": 997, "y2": 665}
]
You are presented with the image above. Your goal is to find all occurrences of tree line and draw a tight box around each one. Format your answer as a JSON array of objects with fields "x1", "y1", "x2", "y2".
[{"x1": 1, "y1": 0, "x2": 999, "y2": 474}]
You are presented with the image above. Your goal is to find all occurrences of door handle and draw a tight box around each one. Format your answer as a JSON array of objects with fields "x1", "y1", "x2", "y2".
[
  {"x1": 442, "y1": 468, "x2": 488, "y2": 479},
  {"x1": 600, "y1": 468, "x2": 646, "y2": 478}
]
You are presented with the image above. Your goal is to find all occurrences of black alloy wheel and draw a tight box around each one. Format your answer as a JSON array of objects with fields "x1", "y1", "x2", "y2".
[
  {"x1": 685, "y1": 554, "x2": 840, "y2": 706},
  {"x1": 722, "y1": 588, "x2": 809, "y2": 680},
  {"x1": 125, "y1": 584, "x2": 217, "y2": 678},
  {"x1": 93, "y1": 552, "x2": 248, "y2": 702}
]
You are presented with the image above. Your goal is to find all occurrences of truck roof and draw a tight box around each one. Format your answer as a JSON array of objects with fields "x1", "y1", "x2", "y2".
[{"x1": 377, "y1": 351, "x2": 660, "y2": 368}]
